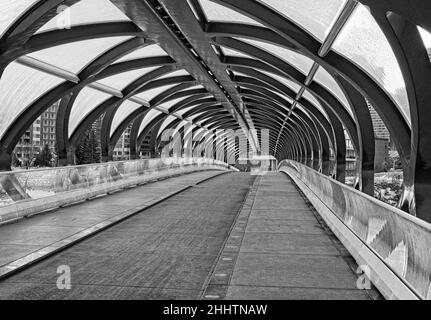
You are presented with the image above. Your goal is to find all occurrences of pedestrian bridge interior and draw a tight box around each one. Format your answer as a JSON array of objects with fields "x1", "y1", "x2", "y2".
[{"x1": 0, "y1": 0, "x2": 430, "y2": 300}]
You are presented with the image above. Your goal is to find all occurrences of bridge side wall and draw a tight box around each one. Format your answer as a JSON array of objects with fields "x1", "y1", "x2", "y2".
[{"x1": 279, "y1": 160, "x2": 431, "y2": 300}]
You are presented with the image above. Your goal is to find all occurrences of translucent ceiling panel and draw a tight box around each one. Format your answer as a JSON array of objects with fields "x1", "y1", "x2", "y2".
[
  {"x1": 237, "y1": 38, "x2": 314, "y2": 75},
  {"x1": 114, "y1": 44, "x2": 168, "y2": 64},
  {"x1": 174, "y1": 105, "x2": 200, "y2": 117},
  {"x1": 138, "y1": 109, "x2": 162, "y2": 136},
  {"x1": 157, "y1": 69, "x2": 190, "y2": 80},
  {"x1": 158, "y1": 116, "x2": 178, "y2": 135},
  {"x1": 158, "y1": 97, "x2": 188, "y2": 111},
  {"x1": 28, "y1": 36, "x2": 133, "y2": 74},
  {"x1": 295, "y1": 104, "x2": 311, "y2": 117},
  {"x1": 136, "y1": 84, "x2": 180, "y2": 101},
  {"x1": 182, "y1": 123, "x2": 197, "y2": 137},
  {"x1": 0, "y1": 0, "x2": 39, "y2": 38},
  {"x1": 0, "y1": 62, "x2": 65, "y2": 139},
  {"x1": 172, "y1": 120, "x2": 191, "y2": 133},
  {"x1": 302, "y1": 89, "x2": 328, "y2": 119},
  {"x1": 419, "y1": 27, "x2": 431, "y2": 46},
  {"x1": 255, "y1": 69, "x2": 301, "y2": 93},
  {"x1": 69, "y1": 87, "x2": 112, "y2": 136},
  {"x1": 198, "y1": 0, "x2": 263, "y2": 26},
  {"x1": 268, "y1": 89, "x2": 294, "y2": 105},
  {"x1": 418, "y1": 27, "x2": 431, "y2": 62},
  {"x1": 220, "y1": 46, "x2": 253, "y2": 58},
  {"x1": 110, "y1": 100, "x2": 143, "y2": 136},
  {"x1": 185, "y1": 85, "x2": 205, "y2": 91},
  {"x1": 313, "y1": 67, "x2": 353, "y2": 116},
  {"x1": 259, "y1": 0, "x2": 346, "y2": 42},
  {"x1": 98, "y1": 67, "x2": 159, "y2": 91},
  {"x1": 332, "y1": 4, "x2": 410, "y2": 125},
  {"x1": 37, "y1": 0, "x2": 130, "y2": 33}
]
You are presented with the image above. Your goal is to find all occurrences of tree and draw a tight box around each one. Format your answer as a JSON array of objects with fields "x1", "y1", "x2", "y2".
[
  {"x1": 386, "y1": 150, "x2": 401, "y2": 171},
  {"x1": 75, "y1": 128, "x2": 101, "y2": 165},
  {"x1": 33, "y1": 144, "x2": 54, "y2": 167}
]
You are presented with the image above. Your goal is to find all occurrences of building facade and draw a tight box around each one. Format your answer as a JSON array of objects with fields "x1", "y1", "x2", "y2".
[
  {"x1": 13, "y1": 101, "x2": 59, "y2": 166},
  {"x1": 113, "y1": 125, "x2": 132, "y2": 161},
  {"x1": 367, "y1": 101, "x2": 390, "y2": 141}
]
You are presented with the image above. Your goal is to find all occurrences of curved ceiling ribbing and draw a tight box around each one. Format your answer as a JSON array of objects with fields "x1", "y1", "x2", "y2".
[{"x1": 1, "y1": 0, "x2": 431, "y2": 218}]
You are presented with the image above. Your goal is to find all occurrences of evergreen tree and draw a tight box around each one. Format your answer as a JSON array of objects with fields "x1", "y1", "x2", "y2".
[
  {"x1": 33, "y1": 144, "x2": 54, "y2": 167},
  {"x1": 75, "y1": 128, "x2": 101, "y2": 165}
]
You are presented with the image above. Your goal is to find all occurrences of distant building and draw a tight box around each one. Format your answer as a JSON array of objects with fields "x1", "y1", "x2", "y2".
[
  {"x1": 367, "y1": 101, "x2": 390, "y2": 141},
  {"x1": 14, "y1": 101, "x2": 59, "y2": 166},
  {"x1": 113, "y1": 125, "x2": 132, "y2": 161},
  {"x1": 345, "y1": 130, "x2": 356, "y2": 177}
]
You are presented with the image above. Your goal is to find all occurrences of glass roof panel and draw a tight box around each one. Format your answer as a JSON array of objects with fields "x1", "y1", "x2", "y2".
[
  {"x1": 159, "y1": 116, "x2": 178, "y2": 135},
  {"x1": 0, "y1": 0, "x2": 39, "y2": 38},
  {"x1": 174, "y1": 105, "x2": 199, "y2": 117},
  {"x1": 110, "y1": 100, "x2": 143, "y2": 136},
  {"x1": 136, "y1": 84, "x2": 181, "y2": 101},
  {"x1": 157, "y1": 69, "x2": 190, "y2": 80},
  {"x1": 268, "y1": 89, "x2": 294, "y2": 105},
  {"x1": 295, "y1": 104, "x2": 310, "y2": 117},
  {"x1": 302, "y1": 89, "x2": 328, "y2": 119},
  {"x1": 188, "y1": 112, "x2": 206, "y2": 122},
  {"x1": 0, "y1": 61, "x2": 65, "y2": 139},
  {"x1": 114, "y1": 44, "x2": 168, "y2": 64},
  {"x1": 28, "y1": 36, "x2": 133, "y2": 74},
  {"x1": 253, "y1": 69, "x2": 301, "y2": 93},
  {"x1": 37, "y1": 0, "x2": 130, "y2": 33},
  {"x1": 98, "y1": 67, "x2": 159, "y2": 91},
  {"x1": 237, "y1": 38, "x2": 314, "y2": 75},
  {"x1": 159, "y1": 97, "x2": 188, "y2": 111},
  {"x1": 138, "y1": 109, "x2": 163, "y2": 136},
  {"x1": 332, "y1": 4, "x2": 410, "y2": 125},
  {"x1": 173, "y1": 120, "x2": 192, "y2": 133},
  {"x1": 259, "y1": 0, "x2": 346, "y2": 42},
  {"x1": 182, "y1": 122, "x2": 197, "y2": 136},
  {"x1": 69, "y1": 87, "x2": 112, "y2": 136},
  {"x1": 198, "y1": 0, "x2": 264, "y2": 26},
  {"x1": 185, "y1": 85, "x2": 205, "y2": 91},
  {"x1": 192, "y1": 126, "x2": 205, "y2": 137},
  {"x1": 419, "y1": 27, "x2": 431, "y2": 64},
  {"x1": 419, "y1": 27, "x2": 431, "y2": 49},
  {"x1": 220, "y1": 46, "x2": 253, "y2": 58},
  {"x1": 313, "y1": 66, "x2": 353, "y2": 117}
]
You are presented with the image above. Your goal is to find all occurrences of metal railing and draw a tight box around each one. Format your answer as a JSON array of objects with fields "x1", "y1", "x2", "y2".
[
  {"x1": 279, "y1": 160, "x2": 431, "y2": 300},
  {"x1": 0, "y1": 157, "x2": 236, "y2": 223}
]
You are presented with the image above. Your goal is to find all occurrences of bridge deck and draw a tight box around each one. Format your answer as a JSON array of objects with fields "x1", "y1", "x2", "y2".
[
  {"x1": 205, "y1": 173, "x2": 380, "y2": 300},
  {"x1": 0, "y1": 172, "x2": 380, "y2": 300}
]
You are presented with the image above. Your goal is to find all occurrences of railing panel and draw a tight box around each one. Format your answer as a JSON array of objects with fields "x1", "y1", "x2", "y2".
[{"x1": 0, "y1": 157, "x2": 236, "y2": 223}]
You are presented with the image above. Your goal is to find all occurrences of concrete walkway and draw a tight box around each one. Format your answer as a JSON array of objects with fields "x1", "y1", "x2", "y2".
[
  {"x1": 203, "y1": 173, "x2": 381, "y2": 300},
  {"x1": 0, "y1": 170, "x2": 224, "y2": 274}
]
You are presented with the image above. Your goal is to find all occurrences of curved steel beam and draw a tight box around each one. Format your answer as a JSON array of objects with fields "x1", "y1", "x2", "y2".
[{"x1": 207, "y1": 16, "x2": 409, "y2": 157}]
